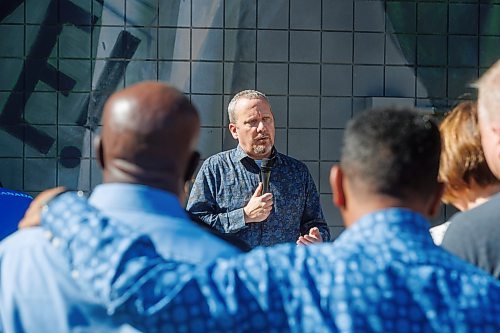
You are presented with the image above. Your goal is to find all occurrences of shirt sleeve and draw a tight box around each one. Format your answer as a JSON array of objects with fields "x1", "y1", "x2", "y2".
[
  {"x1": 299, "y1": 171, "x2": 331, "y2": 241},
  {"x1": 41, "y1": 193, "x2": 291, "y2": 331},
  {"x1": 187, "y1": 161, "x2": 247, "y2": 234}
]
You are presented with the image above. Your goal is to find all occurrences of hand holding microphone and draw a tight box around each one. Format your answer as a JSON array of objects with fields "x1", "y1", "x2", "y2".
[{"x1": 243, "y1": 183, "x2": 273, "y2": 223}]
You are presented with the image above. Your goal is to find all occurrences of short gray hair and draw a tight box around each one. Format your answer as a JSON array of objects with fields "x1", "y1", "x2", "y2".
[
  {"x1": 227, "y1": 90, "x2": 270, "y2": 123},
  {"x1": 476, "y1": 60, "x2": 500, "y2": 122}
]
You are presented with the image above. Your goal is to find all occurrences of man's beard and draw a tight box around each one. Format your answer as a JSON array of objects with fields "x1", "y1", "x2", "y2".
[{"x1": 252, "y1": 140, "x2": 272, "y2": 155}]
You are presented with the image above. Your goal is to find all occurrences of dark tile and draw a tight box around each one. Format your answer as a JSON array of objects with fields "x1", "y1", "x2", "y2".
[
  {"x1": 58, "y1": 92, "x2": 89, "y2": 125},
  {"x1": 288, "y1": 129, "x2": 319, "y2": 160},
  {"x1": 59, "y1": 0, "x2": 93, "y2": 25},
  {"x1": 0, "y1": 127, "x2": 24, "y2": 158},
  {"x1": 92, "y1": 26, "x2": 123, "y2": 58},
  {"x1": 26, "y1": 0, "x2": 55, "y2": 24},
  {"x1": 192, "y1": 29, "x2": 223, "y2": 61},
  {"x1": 158, "y1": 28, "x2": 190, "y2": 60},
  {"x1": 159, "y1": 61, "x2": 191, "y2": 93},
  {"x1": 191, "y1": 94, "x2": 223, "y2": 127},
  {"x1": 385, "y1": 66, "x2": 416, "y2": 98},
  {"x1": 95, "y1": 0, "x2": 125, "y2": 26},
  {"x1": 289, "y1": 64, "x2": 320, "y2": 95},
  {"x1": 448, "y1": 36, "x2": 478, "y2": 67},
  {"x1": 159, "y1": 0, "x2": 191, "y2": 27},
  {"x1": 25, "y1": 25, "x2": 58, "y2": 59},
  {"x1": 192, "y1": 0, "x2": 223, "y2": 28},
  {"x1": 258, "y1": 0, "x2": 289, "y2": 29},
  {"x1": 125, "y1": 60, "x2": 157, "y2": 86},
  {"x1": 267, "y1": 96, "x2": 287, "y2": 128},
  {"x1": 24, "y1": 92, "x2": 57, "y2": 125},
  {"x1": 321, "y1": 97, "x2": 352, "y2": 129},
  {"x1": 24, "y1": 158, "x2": 57, "y2": 191},
  {"x1": 449, "y1": 3, "x2": 478, "y2": 35},
  {"x1": 225, "y1": 30, "x2": 256, "y2": 62},
  {"x1": 59, "y1": 59, "x2": 92, "y2": 92},
  {"x1": 322, "y1": 32, "x2": 353, "y2": 64},
  {"x1": 480, "y1": 5, "x2": 500, "y2": 35},
  {"x1": 290, "y1": 31, "x2": 320, "y2": 63},
  {"x1": 319, "y1": 162, "x2": 334, "y2": 194},
  {"x1": 447, "y1": 68, "x2": 478, "y2": 99},
  {"x1": 124, "y1": 27, "x2": 158, "y2": 60},
  {"x1": 417, "y1": 2, "x2": 447, "y2": 34},
  {"x1": 320, "y1": 129, "x2": 343, "y2": 161},
  {"x1": 289, "y1": 96, "x2": 320, "y2": 128},
  {"x1": 198, "y1": 127, "x2": 223, "y2": 159},
  {"x1": 125, "y1": 0, "x2": 158, "y2": 26},
  {"x1": 417, "y1": 35, "x2": 447, "y2": 66},
  {"x1": 0, "y1": 158, "x2": 23, "y2": 189},
  {"x1": 386, "y1": 2, "x2": 416, "y2": 33},
  {"x1": 480, "y1": 36, "x2": 500, "y2": 67},
  {"x1": 190, "y1": 62, "x2": 223, "y2": 94},
  {"x1": 322, "y1": 1, "x2": 353, "y2": 31},
  {"x1": 290, "y1": 0, "x2": 321, "y2": 30},
  {"x1": 59, "y1": 26, "x2": 92, "y2": 59},
  {"x1": 0, "y1": 25, "x2": 24, "y2": 57},
  {"x1": 257, "y1": 30, "x2": 288, "y2": 62},
  {"x1": 353, "y1": 65, "x2": 384, "y2": 97},
  {"x1": 354, "y1": 33, "x2": 385, "y2": 64},
  {"x1": 58, "y1": 159, "x2": 90, "y2": 191},
  {"x1": 417, "y1": 67, "x2": 447, "y2": 98},
  {"x1": 91, "y1": 158, "x2": 102, "y2": 189},
  {"x1": 321, "y1": 65, "x2": 353, "y2": 96},
  {"x1": 2, "y1": 1, "x2": 24, "y2": 24},
  {"x1": 58, "y1": 125, "x2": 90, "y2": 158},
  {"x1": 354, "y1": 1, "x2": 385, "y2": 32},
  {"x1": 0, "y1": 59, "x2": 24, "y2": 90},
  {"x1": 274, "y1": 128, "x2": 287, "y2": 155},
  {"x1": 224, "y1": 62, "x2": 256, "y2": 95},
  {"x1": 256, "y1": 63, "x2": 288, "y2": 95},
  {"x1": 225, "y1": 0, "x2": 256, "y2": 28},
  {"x1": 386, "y1": 34, "x2": 416, "y2": 65}
]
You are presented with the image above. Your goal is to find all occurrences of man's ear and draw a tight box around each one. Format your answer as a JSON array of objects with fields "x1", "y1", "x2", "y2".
[
  {"x1": 94, "y1": 135, "x2": 105, "y2": 169},
  {"x1": 228, "y1": 123, "x2": 238, "y2": 140},
  {"x1": 184, "y1": 151, "x2": 200, "y2": 182},
  {"x1": 428, "y1": 182, "x2": 445, "y2": 217},
  {"x1": 330, "y1": 165, "x2": 346, "y2": 209}
]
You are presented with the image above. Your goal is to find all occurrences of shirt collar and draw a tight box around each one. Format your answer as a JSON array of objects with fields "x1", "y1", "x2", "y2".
[
  {"x1": 234, "y1": 145, "x2": 281, "y2": 166},
  {"x1": 89, "y1": 183, "x2": 187, "y2": 219}
]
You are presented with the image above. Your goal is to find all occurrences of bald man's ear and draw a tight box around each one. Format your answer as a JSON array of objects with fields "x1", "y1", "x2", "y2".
[
  {"x1": 184, "y1": 151, "x2": 200, "y2": 182},
  {"x1": 228, "y1": 123, "x2": 238, "y2": 140},
  {"x1": 330, "y1": 165, "x2": 346, "y2": 209},
  {"x1": 94, "y1": 135, "x2": 105, "y2": 169}
]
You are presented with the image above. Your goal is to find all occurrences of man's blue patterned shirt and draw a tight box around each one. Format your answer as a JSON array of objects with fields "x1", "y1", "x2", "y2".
[
  {"x1": 42, "y1": 193, "x2": 500, "y2": 332},
  {"x1": 187, "y1": 146, "x2": 330, "y2": 248}
]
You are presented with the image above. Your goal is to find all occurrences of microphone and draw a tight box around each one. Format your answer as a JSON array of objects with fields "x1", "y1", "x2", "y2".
[{"x1": 260, "y1": 158, "x2": 273, "y2": 194}]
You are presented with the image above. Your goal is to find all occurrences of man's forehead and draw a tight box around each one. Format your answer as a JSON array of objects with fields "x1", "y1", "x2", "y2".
[{"x1": 236, "y1": 97, "x2": 272, "y2": 114}]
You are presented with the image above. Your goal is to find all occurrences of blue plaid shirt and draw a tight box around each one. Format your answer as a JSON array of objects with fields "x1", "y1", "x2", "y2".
[
  {"x1": 41, "y1": 193, "x2": 500, "y2": 332},
  {"x1": 187, "y1": 146, "x2": 329, "y2": 248}
]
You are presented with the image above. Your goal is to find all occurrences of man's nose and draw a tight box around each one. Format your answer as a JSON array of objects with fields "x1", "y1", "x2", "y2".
[{"x1": 257, "y1": 121, "x2": 265, "y2": 132}]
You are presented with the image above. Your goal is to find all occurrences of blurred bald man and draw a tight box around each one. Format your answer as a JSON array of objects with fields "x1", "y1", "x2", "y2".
[
  {"x1": 0, "y1": 82, "x2": 240, "y2": 332},
  {"x1": 442, "y1": 60, "x2": 500, "y2": 278}
]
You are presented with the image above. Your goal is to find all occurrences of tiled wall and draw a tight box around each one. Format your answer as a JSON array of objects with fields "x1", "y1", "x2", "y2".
[{"x1": 1, "y1": 0, "x2": 498, "y2": 238}]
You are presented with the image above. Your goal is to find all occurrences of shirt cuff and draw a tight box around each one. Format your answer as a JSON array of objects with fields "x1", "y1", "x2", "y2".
[{"x1": 225, "y1": 208, "x2": 246, "y2": 233}]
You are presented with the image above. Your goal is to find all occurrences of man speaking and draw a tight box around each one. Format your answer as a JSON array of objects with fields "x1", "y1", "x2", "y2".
[{"x1": 187, "y1": 90, "x2": 330, "y2": 248}]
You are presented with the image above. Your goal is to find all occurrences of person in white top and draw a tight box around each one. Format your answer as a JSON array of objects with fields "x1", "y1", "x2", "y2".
[{"x1": 430, "y1": 101, "x2": 500, "y2": 245}]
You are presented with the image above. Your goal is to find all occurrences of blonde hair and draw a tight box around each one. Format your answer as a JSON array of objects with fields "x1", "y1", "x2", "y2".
[{"x1": 439, "y1": 101, "x2": 499, "y2": 204}]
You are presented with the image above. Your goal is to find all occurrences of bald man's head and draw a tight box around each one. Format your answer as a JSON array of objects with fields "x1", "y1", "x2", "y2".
[{"x1": 97, "y1": 81, "x2": 200, "y2": 195}]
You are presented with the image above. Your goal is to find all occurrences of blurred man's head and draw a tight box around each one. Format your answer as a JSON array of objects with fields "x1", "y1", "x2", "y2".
[
  {"x1": 96, "y1": 81, "x2": 200, "y2": 198},
  {"x1": 228, "y1": 90, "x2": 275, "y2": 159},
  {"x1": 476, "y1": 60, "x2": 500, "y2": 179},
  {"x1": 330, "y1": 108, "x2": 443, "y2": 227}
]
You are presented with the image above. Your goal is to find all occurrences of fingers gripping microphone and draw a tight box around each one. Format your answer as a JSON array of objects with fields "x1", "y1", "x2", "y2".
[{"x1": 260, "y1": 158, "x2": 273, "y2": 194}]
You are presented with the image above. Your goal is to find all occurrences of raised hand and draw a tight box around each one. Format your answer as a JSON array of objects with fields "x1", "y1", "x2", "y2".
[{"x1": 243, "y1": 183, "x2": 273, "y2": 223}]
